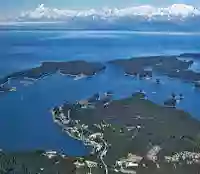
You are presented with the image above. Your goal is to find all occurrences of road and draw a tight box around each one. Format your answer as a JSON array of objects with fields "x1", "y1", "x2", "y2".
[
  {"x1": 99, "y1": 138, "x2": 108, "y2": 174},
  {"x1": 53, "y1": 107, "x2": 109, "y2": 174}
]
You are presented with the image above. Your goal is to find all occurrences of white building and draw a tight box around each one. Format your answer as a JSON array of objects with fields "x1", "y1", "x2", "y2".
[
  {"x1": 74, "y1": 161, "x2": 85, "y2": 168},
  {"x1": 126, "y1": 162, "x2": 139, "y2": 168},
  {"x1": 85, "y1": 160, "x2": 98, "y2": 168},
  {"x1": 89, "y1": 133, "x2": 103, "y2": 139},
  {"x1": 146, "y1": 145, "x2": 162, "y2": 162},
  {"x1": 44, "y1": 151, "x2": 57, "y2": 159}
]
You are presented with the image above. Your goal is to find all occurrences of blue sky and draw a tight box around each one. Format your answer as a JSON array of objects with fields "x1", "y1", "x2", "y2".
[{"x1": 1, "y1": 0, "x2": 200, "y2": 18}]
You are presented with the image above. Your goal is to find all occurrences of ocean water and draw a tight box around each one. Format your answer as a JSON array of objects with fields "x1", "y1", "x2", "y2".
[{"x1": 0, "y1": 30, "x2": 200, "y2": 155}]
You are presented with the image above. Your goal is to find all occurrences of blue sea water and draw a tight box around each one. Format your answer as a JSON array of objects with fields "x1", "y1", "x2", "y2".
[{"x1": 0, "y1": 30, "x2": 200, "y2": 155}]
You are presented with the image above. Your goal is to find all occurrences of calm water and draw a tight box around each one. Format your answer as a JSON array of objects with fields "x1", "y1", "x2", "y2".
[{"x1": 0, "y1": 30, "x2": 200, "y2": 155}]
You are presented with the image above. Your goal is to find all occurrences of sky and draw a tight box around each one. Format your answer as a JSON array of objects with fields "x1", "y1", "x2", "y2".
[{"x1": 1, "y1": 0, "x2": 200, "y2": 19}]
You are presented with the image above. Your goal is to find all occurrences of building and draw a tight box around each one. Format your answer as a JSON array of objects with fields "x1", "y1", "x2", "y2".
[
  {"x1": 78, "y1": 100, "x2": 89, "y2": 108},
  {"x1": 146, "y1": 145, "x2": 162, "y2": 162},
  {"x1": 127, "y1": 153, "x2": 143, "y2": 163},
  {"x1": 126, "y1": 162, "x2": 139, "y2": 168},
  {"x1": 74, "y1": 161, "x2": 85, "y2": 168},
  {"x1": 85, "y1": 160, "x2": 98, "y2": 168},
  {"x1": 89, "y1": 133, "x2": 103, "y2": 139},
  {"x1": 44, "y1": 151, "x2": 57, "y2": 159}
]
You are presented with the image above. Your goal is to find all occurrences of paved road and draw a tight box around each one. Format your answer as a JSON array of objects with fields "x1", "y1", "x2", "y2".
[{"x1": 99, "y1": 138, "x2": 108, "y2": 174}]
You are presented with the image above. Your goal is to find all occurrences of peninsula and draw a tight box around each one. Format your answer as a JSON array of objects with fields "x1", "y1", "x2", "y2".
[{"x1": 51, "y1": 92, "x2": 200, "y2": 174}]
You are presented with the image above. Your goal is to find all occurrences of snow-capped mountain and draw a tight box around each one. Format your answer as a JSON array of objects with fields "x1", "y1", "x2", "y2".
[
  {"x1": 1, "y1": 4, "x2": 199, "y2": 31},
  {"x1": 19, "y1": 4, "x2": 200, "y2": 21}
]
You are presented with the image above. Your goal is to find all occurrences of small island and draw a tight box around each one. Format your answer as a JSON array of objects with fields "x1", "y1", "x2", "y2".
[
  {"x1": 1, "y1": 52, "x2": 200, "y2": 94},
  {"x1": 109, "y1": 53, "x2": 200, "y2": 86},
  {"x1": 5, "y1": 61, "x2": 106, "y2": 80},
  {"x1": 0, "y1": 60, "x2": 106, "y2": 93}
]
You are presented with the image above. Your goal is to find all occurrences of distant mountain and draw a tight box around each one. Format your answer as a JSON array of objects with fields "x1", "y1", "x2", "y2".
[
  {"x1": 1, "y1": 4, "x2": 200, "y2": 31},
  {"x1": 18, "y1": 4, "x2": 200, "y2": 21}
]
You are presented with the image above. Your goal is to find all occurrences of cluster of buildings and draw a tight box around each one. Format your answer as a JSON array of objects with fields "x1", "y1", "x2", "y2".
[
  {"x1": 63, "y1": 127, "x2": 83, "y2": 140},
  {"x1": 63, "y1": 120, "x2": 105, "y2": 154},
  {"x1": 42, "y1": 149, "x2": 99, "y2": 174},
  {"x1": 146, "y1": 145, "x2": 162, "y2": 162},
  {"x1": 43, "y1": 151, "x2": 57, "y2": 159},
  {"x1": 52, "y1": 102, "x2": 109, "y2": 170},
  {"x1": 165, "y1": 151, "x2": 200, "y2": 164},
  {"x1": 85, "y1": 133, "x2": 104, "y2": 153},
  {"x1": 58, "y1": 113, "x2": 70, "y2": 125},
  {"x1": 62, "y1": 121, "x2": 105, "y2": 155},
  {"x1": 43, "y1": 150, "x2": 67, "y2": 160},
  {"x1": 93, "y1": 120, "x2": 111, "y2": 132},
  {"x1": 74, "y1": 159, "x2": 98, "y2": 168},
  {"x1": 114, "y1": 153, "x2": 143, "y2": 174},
  {"x1": 74, "y1": 159, "x2": 98, "y2": 174}
]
